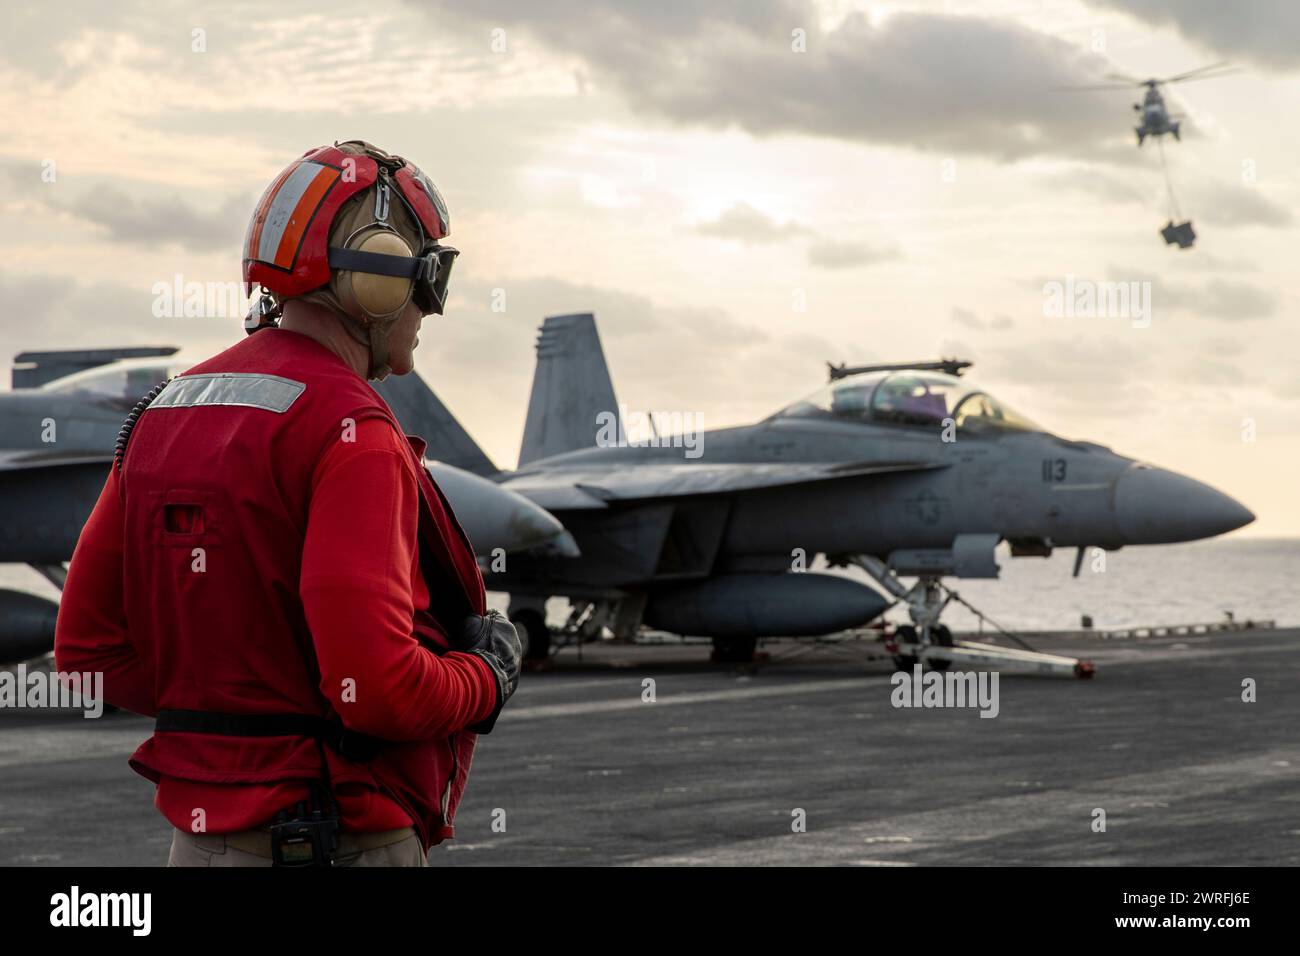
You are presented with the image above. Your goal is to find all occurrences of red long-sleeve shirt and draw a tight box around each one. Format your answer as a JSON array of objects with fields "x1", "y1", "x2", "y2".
[{"x1": 55, "y1": 416, "x2": 497, "y2": 834}]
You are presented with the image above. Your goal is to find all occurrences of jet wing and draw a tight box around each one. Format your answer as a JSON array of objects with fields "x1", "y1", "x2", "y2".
[
  {"x1": 506, "y1": 460, "x2": 946, "y2": 511},
  {"x1": 0, "y1": 449, "x2": 581, "y2": 560},
  {"x1": 0, "y1": 449, "x2": 116, "y2": 471}
]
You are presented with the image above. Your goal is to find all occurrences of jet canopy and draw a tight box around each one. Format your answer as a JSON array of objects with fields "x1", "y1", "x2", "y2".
[
  {"x1": 39, "y1": 357, "x2": 189, "y2": 412},
  {"x1": 774, "y1": 370, "x2": 1042, "y2": 434}
]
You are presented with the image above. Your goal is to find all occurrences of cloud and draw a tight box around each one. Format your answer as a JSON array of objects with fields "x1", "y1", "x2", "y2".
[
  {"x1": 806, "y1": 237, "x2": 898, "y2": 269},
  {"x1": 446, "y1": 274, "x2": 768, "y2": 357},
  {"x1": 0, "y1": 2, "x2": 137, "y2": 80},
  {"x1": 694, "y1": 202, "x2": 806, "y2": 242},
  {"x1": 693, "y1": 202, "x2": 898, "y2": 269},
  {"x1": 1031, "y1": 268, "x2": 1283, "y2": 324},
  {"x1": 419, "y1": 273, "x2": 844, "y2": 461},
  {"x1": 0, "y1": 269, "x2": 235, "y2": 369},
  {"x1": 1185, "y1": 356, "x2": 1247, "y2": 387},
  {"x1": 980, "y1": 336, "x2": 1161, "y2": 429},
  {"x1": 984, "y1": 336, "x2": 1156, "y2": 387},
  {"x1": 413, "y1": 3, "x2": 1133, "y2": 161},
  {"x1": 1041, "y1": 167, "x2": 1294, "y2": 228},
  {"x1": 1085, "y1": 1, "x2": 1300, "y2": 70},
  {"x1": 950, "y1": 307, "x2": 1013, "y2": 330},
  {"x1": 0, "y1": 272, "x2": 151, "y2": 342},
  {"x1": 1189, "y1": 182, "x2": 1294, "y2": 228},
  {"x1": 1201, "y1": 335, "x2": 1246, "y2": 358},
  {"x1": 1158, "y1": 278, "x2": 1277, "y2": 321},
  {"x1": 1037, "y1": 165, "x2": 1150, "y2": 204},
  {"x1": 56, "y1": 188, "x2": 251, "y2": 252}
]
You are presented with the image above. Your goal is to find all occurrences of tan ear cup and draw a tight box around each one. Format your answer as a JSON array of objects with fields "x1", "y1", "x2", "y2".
[{"x1": 331, "y1": 227, "x2": 416, "y2": 322}]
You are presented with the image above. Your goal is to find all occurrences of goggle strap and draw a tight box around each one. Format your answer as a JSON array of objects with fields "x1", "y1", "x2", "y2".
[{"x1": 327, "y1": 246, "x2": 424, "y2": 280}]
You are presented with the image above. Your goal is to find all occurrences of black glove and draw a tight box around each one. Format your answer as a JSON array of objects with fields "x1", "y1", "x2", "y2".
[{"x1": 459, "y1": 611, "x2": 522, "y2": 733}]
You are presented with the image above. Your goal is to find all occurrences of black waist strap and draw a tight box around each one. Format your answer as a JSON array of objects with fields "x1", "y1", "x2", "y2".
[{"x1": 155, "y1": 709, "x2": 384, "y2": 763}]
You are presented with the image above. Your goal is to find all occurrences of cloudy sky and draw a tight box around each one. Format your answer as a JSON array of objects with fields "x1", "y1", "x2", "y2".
[{"x1": 2, "y1": 0, "x2": 1296, "y2": 534}]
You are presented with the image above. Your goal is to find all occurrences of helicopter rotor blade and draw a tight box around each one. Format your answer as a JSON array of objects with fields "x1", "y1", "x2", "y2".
[
  {"x1": 1052, "y1": 61, "x2": 1239, "y2": 94},
  {"x1": 1163, "y1": 61, "x2": 1232, "y2": 83},
  {"x1": 1051, "y1": 81, "x2": 1139, "y2": 91},
  {"x1": 1165, "y1": 65, "x2": 1242, "y2": 86}
]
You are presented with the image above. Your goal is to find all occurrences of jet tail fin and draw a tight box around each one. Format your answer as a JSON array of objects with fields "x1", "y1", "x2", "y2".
[
  {"x1": 372, "y1": 371, "x2": 497, "y2": 477},
  {"x1": 518, "y1": 313, "x2": 617, "y2": 467}
]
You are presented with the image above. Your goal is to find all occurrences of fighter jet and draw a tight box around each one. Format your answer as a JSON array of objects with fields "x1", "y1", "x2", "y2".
[
  {"x1": 0, "y1": 347, "x2": 575, "y2": 663},
  {"x1": 403, "y1": 313, "x2": 1253, "y2": 669}
]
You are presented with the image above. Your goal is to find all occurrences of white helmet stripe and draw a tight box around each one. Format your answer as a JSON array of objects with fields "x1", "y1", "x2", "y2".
[{"x1": 257, "y1": 161, "x2": 329, "y2": 264}]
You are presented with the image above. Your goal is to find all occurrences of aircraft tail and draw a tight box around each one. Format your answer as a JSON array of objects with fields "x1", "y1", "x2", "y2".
[
  {"x1": 372, "y1": 371, "x2": 497, "y2": 477},
  {"x1": 518, "y1": 313, "x2": 617, "y2": 467}
]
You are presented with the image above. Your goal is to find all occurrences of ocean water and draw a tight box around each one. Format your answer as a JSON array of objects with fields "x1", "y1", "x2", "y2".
[
  {"x1": 3, "y1": 538, "x2": 1295, "y2": 637},
  {"x1": 898, "y1": 537, "x2": 1299, "y2": 633}
]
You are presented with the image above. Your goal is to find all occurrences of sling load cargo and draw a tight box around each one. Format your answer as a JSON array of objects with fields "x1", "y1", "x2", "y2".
[{"x1": 1056, "y1": 62, "x2": 1240, "y2": 248}]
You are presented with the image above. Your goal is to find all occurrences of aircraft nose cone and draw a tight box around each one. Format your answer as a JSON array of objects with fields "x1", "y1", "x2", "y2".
[{"x1": 1114, "y1": 465, "x2": 1254, "y2": 544}]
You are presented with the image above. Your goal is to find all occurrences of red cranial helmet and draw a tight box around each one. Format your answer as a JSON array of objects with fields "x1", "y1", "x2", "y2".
[{"x1": 242, "y1": 141, "x2": 458, "y2": 379}]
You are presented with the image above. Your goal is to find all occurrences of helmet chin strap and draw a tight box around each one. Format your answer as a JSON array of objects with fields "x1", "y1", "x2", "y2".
[
  {"x1": 367, "y1": 321, "x2": 393, "y2": 381},
  {"x1": 335, "y1": 309, "x2": 396, "y2": 381}
]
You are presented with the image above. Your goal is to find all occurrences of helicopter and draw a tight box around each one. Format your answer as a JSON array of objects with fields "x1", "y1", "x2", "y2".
[{"x1": 1059, "y1": 62, "x2": 1238, "y2": 146}]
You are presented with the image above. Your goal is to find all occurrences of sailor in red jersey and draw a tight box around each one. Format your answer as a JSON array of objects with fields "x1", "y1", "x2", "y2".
[{"x1": 54, "y1": 141, "x2": 521, "y2": 867}]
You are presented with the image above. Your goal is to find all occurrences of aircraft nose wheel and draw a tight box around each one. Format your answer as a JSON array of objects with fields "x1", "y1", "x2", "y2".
[
  {"x1": 890, "y1": 624, "x2": 953, "y2": 672},
  {"x1": 847, "y1": 555, "x2": 1095, "y2": 678}
]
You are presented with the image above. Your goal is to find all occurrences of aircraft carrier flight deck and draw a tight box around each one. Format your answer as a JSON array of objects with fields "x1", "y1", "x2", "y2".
[{"x1": 2, "y1": 626, "x2": 1295, "y2": 867}]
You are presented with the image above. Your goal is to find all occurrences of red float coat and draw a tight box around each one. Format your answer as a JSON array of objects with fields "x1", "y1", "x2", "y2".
[{"x1": 55, "y1": 329, "x2": 496, "y2": 849}]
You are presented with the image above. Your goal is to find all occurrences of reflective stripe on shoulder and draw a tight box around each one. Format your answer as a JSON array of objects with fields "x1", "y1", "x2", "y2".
[{"x1": 146, "y1": 373, "x2": 306, "y2": 414}]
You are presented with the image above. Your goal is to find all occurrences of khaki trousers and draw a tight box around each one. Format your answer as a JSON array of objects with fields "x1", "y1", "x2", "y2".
[{"x1": 167, "y1": 826, "x2": 426, "y2": 867}]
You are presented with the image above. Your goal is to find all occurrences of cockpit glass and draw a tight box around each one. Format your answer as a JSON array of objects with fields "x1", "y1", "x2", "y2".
[
  {"x1": 774, "y1": 371, "x2": 1041, "y2": 434},
  {"x1": 952, "y1": 391, "x2": 1040, "y2": 433},
  {"x1": 776, "y1": 373, "x2": 886, "y2": 423},
  {"x1": 871, "y1": 373, "x2": 961, "y2": 427},
  {"x1": 40, "y1": 361, "x2": 186, "y2": 412}
]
